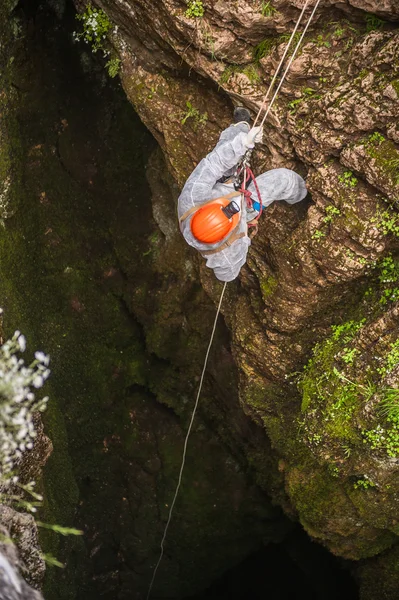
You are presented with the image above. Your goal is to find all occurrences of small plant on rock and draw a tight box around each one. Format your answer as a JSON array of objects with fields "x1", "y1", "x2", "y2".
[
  {"x1": 0, "y1": 330, "x2": 50, "y2": 476},
  {"x1": 386, "y1": 158, "x2": 399, "y2": 185},
  {"x1": 260, "y1": 1, "x2": 276, "y2": 17},
  {"x1": 311, "y1": 229, "x2": 325, "y2": 241},
  {"x1": 338, "y1": 170, "x2": 358, "y2": 188},
  {"x1": 365, "y1": 13, "x2": 385, "y2": 32},
  {"x1": 185, "y1": 0, "x2": 204, "y2": 18},
  {"x1": 105, "y1": 57, "x2": 121, "y2": 78},
  {"x1": 73, "y1": 4, "x2": 112, "y2": 56},
  {"x1": 379, "y1": 388, "x2": 399, "y2": 421},
  {"x1": 341, "y1": 347, "x2": 359, "y2": 365},
  {"x1": 323, "y1": 205, "x2": 341, "y2": 224},
  {"x1": 354, "y1": 477, "x2": 376, "y2": 490},
  {"x1": 373, "y1": 208, "x2": 399, "y2": 237},
  {"x1": 253, "y1": 38, "x2": 278, "y2": 62},
  {"x1": 314, "y1": 34, "x2": 331, "y2": 48},
  {"x1": 181, "y1": 101, "x2": 208, "y2": 130},
  {"x1": 368, "y1": 131, "x2": 385, "y2": 145}
]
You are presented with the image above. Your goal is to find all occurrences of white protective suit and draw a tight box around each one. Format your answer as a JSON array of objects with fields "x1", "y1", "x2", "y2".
[{"x1": 178, "y1": 122, "x2": 307, "y2": 282}]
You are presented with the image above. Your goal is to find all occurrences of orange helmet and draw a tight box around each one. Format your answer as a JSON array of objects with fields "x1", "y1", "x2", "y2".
[{"x1": 191, "y1": 198, "x2": 240, "y2": 244}]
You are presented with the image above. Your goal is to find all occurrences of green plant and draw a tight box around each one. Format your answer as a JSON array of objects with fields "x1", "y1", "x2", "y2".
[
  {"x1": 181, "y1": 100, "x2": 208, "y2": 130},
  {"x1": 363, "y1": 416, "x2": 399, "y2": 458},
  {"x1": 297, "y1": 318, "x2": 370, "y2": 457},
  {"x1": 368, "y1": 131, "x2": 385, "y2": 145},
  {"x1": 328, "y1": 464, "x2": 340, "y2": 478},
  {"x1": 377, "y1": 255, "x2": 399, "y2": 284},
  {"x1": 379, "y1": 388, "x2": 399, "y2": 420},
  {"x1": 365, "y1": 13, "x2": 385, "y2": 32},
  {"x1": 333, "y1": 368, "x2": 375, "y2": 401},
  {"x1": 373, "y1": 208, "x2": 399, "y2": 237},
  {"x1": 105, "y1": 57, "x2": 121, "y2": 78},
  {"x1": 147, "y1": 86, "x2": 157, "y2": 100},
  {"x1": 383, "y1": 339, "x2": 399, "y2": 375},
  {"x1": 333, "y1": 25, "x2": 344, "y2": 38},
  {"x1": 253, "y1": 38, "x2": 277, "y2": 62},
  {"x1": 311, "y1": 229, "x2": 325, "y2": 240},
  {"x1": 36, "y1": 522, "x2": 83, "y2": 536},
  {"x1": 74, "y1": 5, "x2": 112, "y2": 55},
  {"x1": 338, "y1": 170, "x2": 358, "y2": 188},
  {"x1": 342, "y1": 444, "x2": 352, "y2": 458},
  {"x1": 341, "y1": 347, "x2": 359, "y2": 365},
  {"x1": 354, "y1": 477, "x2": 376, "y2": 490},
  {"x1": 386, "y1": 158, "x2": 399, "y2": 185},
  {"x1": 314, "y1": 34, "x2": 331, "y2": 48},
  {"x1": 279, "y1": 31, "x2": 302, "y2": 56},
  {"x1": 220, "y1": 64, "x2": 260, "y2": 85},
  {"x1": 201, "y1": 25, "x2": 218, "y2": 60},
  {"x1": 41, "y1": 553, "x2": 65, "y2": 568},
  {"x1": 0, "y1": 330, "x2": 82, "y2": 568},
  {"x1": 323, "y1": 205, "x2": 341, "y2": 224},
  {"x1": 331, "y1": 319, "x2": 365, "y2": 342},
  {"x1": 260, "y1": 1, "x2": 276, "y2": 17},
  {"x1": 288, "y1": 98, "x2": 303, "y2": 113},
  {"x1": 185, "y1": 0, "x2": 204, "y2": 18},
  {"x1": 288, "y1": 87, "x2": 320, "y2": 113}
]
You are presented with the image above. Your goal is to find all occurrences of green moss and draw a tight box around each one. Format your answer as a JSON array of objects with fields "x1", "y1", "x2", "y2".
[
  {"x1": 288, "y1": 467, "x2": 344, "y2": 528},
  {"x1": 366, "y1": 138, "x2": 399, "y2": 186},
  {"x1": 296, "y1": 318, "x2": 372, "y2": 461},
  {"x1": 259, "y1": 275, "x2": 277, "y2": 299}
]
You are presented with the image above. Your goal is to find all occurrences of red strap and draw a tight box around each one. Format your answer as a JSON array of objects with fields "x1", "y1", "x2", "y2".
[{"x1": 239, "y1": 166, "x2": 263, "y2": 227}]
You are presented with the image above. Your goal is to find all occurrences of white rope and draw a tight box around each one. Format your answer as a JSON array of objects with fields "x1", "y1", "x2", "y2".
[
  {"x1": 253, "y1": 0, "x2": 311, "y2": 127},
  {"x1": 146, "y1": 281, "x2": 228, "y2": 600},
  {"x1": 260, "y1": 0, "x2": 322, "y2": 127}
]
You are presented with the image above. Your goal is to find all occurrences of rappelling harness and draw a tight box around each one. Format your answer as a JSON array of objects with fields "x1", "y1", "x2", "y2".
[{"x1": 233, "y1": 149, "x2": 264, "y2": 232}]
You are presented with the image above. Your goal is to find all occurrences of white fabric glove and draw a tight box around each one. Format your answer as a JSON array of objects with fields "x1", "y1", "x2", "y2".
[{"x1": 244, "y1": 126, "x2": 263, "y2": 149}]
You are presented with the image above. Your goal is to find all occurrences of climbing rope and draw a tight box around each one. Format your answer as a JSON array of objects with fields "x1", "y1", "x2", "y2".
[
  {"x1": 147, "y1": 3, "x2": 322, "y2": 596},
  {"x1": 253, "y1": 0, "x2": 312, "y2": 128},
  {"x1": 146, "y1": 281, "x2": 228, "y2": 600},
  {"x1": 237, "y1": 0, "x2": 322, "y2": 213},
  {"x1": 259, "y1": 0, "x2": 323, "y2": 127}
]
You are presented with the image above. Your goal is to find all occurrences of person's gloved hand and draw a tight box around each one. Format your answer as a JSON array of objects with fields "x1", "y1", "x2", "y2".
[{"x1": 244, "y1": 126, "x2": 263, "y2": 148}]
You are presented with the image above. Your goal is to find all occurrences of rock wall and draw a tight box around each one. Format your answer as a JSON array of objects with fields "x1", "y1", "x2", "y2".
[
  {"x1": 68, "y1": 0, "x2": 399, "y2": 596},
  {"x1": 0, "y1": 2, "x2": 293, "y2": 599},
  {"x1": 0, "y1": 1, "x2": 52, "y2": 595},
  {"x1": 1, "y1": 0, "x2": 399, "y2": 597}
]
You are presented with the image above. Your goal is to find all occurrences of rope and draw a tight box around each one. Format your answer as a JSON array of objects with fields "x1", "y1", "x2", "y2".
[
  {"x1": 260, "y1": 0, "x2": 322, "y2": 127},
  {"x1": 146, "y1": 281, "x2": 228, "y2": 600},
  {"x1": 253, "y1": 0, "x2": 311, "y2": 127}
]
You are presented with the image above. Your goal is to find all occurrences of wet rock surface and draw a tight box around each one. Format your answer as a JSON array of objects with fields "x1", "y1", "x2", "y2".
[{"x1": 1, "y1": 0, "x2": 399, "y2": 598}]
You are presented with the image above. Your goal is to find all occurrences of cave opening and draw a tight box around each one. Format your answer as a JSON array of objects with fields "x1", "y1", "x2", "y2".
[
  {"x1": 3, "y1": 1, "x2": 365, "y2": 599},
  {"x1": 187, "y1": 525, "x2": 359, "y2": 600}
]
